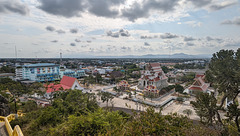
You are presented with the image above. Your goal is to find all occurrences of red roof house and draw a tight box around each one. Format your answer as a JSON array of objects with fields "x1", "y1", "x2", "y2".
[{"x1": 44, "y1": 76, "x2": 84, "y2": 98}]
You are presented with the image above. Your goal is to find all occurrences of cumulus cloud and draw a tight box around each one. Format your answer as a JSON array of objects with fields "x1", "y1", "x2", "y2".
[
  {"x1": 119, "y1": 29, "x2": 130, "y2": 37},
  {"x1": 36, "y1": 0, "x2": 236, "y2": 22},
  {"x1": 81, "y1": 45, "x2": 88, "y2": 47},
  {"x1": 121, "y1": 0, "x2": 180, "y2": 21},
  {"x1": 121, "y1": 46, "x2": 131, "y2": 51},
  {"x1": 184, "y1": 36, "x2": 196, "y2": 41},
  {"x1": 140, "y1": 35, "x2": 152, "y2": 39},
  {"x1": 0, "y1": 0, "x2": 29, "y2": 15},
  {"x1": 186, "y1": 43, "x2": 195, "y2": 46},
  {"x1": 86, "y1": 40, "x2": 92, "y2": 43},
  {"x1": 51, "y1": 40, "x2": 58, "y2": 43},
  {"x1": 224, "y1": 42, "x2": 240, "y2": 47},
  {"x1": 206, "y1": 36, "x2": 224, "y2": 43},
  {"x1": 160, "y1": 33, "x2": 178, "y2": 39},
  {"x1": 75, "y1": 39, "x2": 81, "y2": 42},
  {"x1": 144, "y1": 42, "x2": 150, "y2": 46},
  {"x1": 70, "y1": 28, "x2": 78, "y2": 33},
  {"x1": 221, "y1": 17, "x2": 240, "y2": 26},
  {"x1": 88, "y1": 0, "x2": 124, "y2": 18},
  {"x1": 46, "y1": 26, "x2": 55, "y2": 32},
  {"x1": 70, "y1": 43, "x2": 76, "y2": 46},
  {"x1": 206, "y1": 36, "x2": 214, "y2": 41},
  {"x1": 106, "y1": 29, "x2": 130, "y2": 38},
  {"x1": 56, "y1": 29, "x2": 65, "y2": 34},
  {"x1": 38, "y1": 0, "x2": 85, "y2": 17},
  {"x1": 38, "y1": 0, "x2": 124, "y2": 18},
  {"x1": 188, "y1": 0, "x2": 212, "y2": 8},
  {"x1": 38, "y1": 0, "x2": 182, "y2": 21},
  {"x1": 209, "y1": 1, "x2": 237, "y2": 11},
  {"x1": 107, "y1": 31, "x2": 119, "y2": 38}
]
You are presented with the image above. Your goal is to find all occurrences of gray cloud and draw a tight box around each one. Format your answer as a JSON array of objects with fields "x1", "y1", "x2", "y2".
[
  {"x1": 121, "y1": 0, "x2": 179, "y2": 21},
  {"x1": 119, "y1": 29, "x2": 130, "y2": 37},
  {"x1": 209, "y1": 2, "x2": 237, "y2": 11},
  {"x1": 107, "y1": 31, "x2": 119, "y2": 38},
  {"x1": 38, "y1": 0, "x2": 85, "y2": 17},
  {"x1": 88, "y1": 0, "x2": 124, "y2": 18},
  {"x1": 0, "y1": 0, "x2": 29, "y2": 15},
  {"x1": 140, "y1": 35, "x2": 152, "y2": 39},
  {"x1": 75, "y1": 39, "x2": 81, "y2": 42},
  {"x1": 56, "y1": 29, "x2": 65, "y2": 34},
  {"x1": 160, "y1": 33, "x2": 179, "y2": 39},
  {"x1": 188, "y1": 0, "x2": 212, "y2": 8},
  {"x1": 206, "y1": 36, "x2": 224, "y2": 43},
  {"x1": 81, "y1": 45, "x2": 89, "y2": 47},
  {"x1": 224, "y1": 42, "x2": 240, "y2": 47},
  {"x1": 70, "y1": 43, "x2": 76, "y2": 46},
  {"x1": 184, "y1": 36, "x2": 196, "y2": 41},
  {"x1": 186, "y1": 43, "x2": 195, "y2": 46},
  {"x1": 206, "y1": 36, "x2": 214, "y2": 41},
  {"x1": 38, "y1": 0, "x2": 125, "y2": 18},
  {"x1": 86, "y1": 40, "x2": 92, "y2": 43},
  {"x1": 144, "y1": 42, "x2": 150, "y2": 46},
  {"x1": 46, "y1": 26, "x2": 55, "y2": 32},
  {"x1": 106, "y1": 29, "x2": 130, "y2": 38},
  {"x1": 70, "y1": 28, "x2": 78, "y2": 33},
  {"x1": 215, "y1": 38, "x2": 224, "y2": 43},
  {"x1": 51, "y1": 40, "x2": 58, "y2": 43},
  {"x1": 121, "y1": 46, "x2": 131, "y2": 51},
  {"x1": 221, "y1": 17, "x2": 240, "y2": 26}
]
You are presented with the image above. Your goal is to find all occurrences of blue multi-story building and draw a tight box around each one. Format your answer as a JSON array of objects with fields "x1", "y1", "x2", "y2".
[
  {"x1": 20, "y1": 63, "x2": 60, "y2": 82},
  {"x1": 60, "y1": 69, "x2": 85, "y2": 78}
]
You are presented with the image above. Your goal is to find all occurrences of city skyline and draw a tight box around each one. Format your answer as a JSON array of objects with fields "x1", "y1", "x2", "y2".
[{"x1": 0, "y1": 0, "x2": 240, "y2": 58}]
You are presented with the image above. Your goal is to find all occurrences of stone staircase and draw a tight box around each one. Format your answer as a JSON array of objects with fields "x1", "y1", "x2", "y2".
[{"x1": 0, "y1": 122, "x2": 8, "y2": 136}]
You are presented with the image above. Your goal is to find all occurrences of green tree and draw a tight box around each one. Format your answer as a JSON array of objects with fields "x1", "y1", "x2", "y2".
[
  {"x1": 99, "y1": 92, "x2": 114, "y2": 108},
  {"x1": 191, "y1": 92, "x2": 218, "y2": 126},
  {"x1": 183, "y1": 109, "x2": 192, "y2": 117},
  {"x1": 22, "y1": 100, "x2": 38, "y2": 112},
  {"x1": 175, "y1": 84, "x2": 184, "y2": 93},
  {"x1": 205, "y1": 49, "x2": 240, "y2": 133},
  {"x1": 96, "y1": 73, "x2": 103, "y2": 83}
]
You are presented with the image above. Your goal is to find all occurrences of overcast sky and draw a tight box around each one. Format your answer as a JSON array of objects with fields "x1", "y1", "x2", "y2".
[{"x1": 0, "y1": 0, "x2": 239, "y2": 58}]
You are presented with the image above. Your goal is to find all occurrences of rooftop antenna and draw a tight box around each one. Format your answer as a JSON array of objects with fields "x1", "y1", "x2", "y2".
[
  {"x1": 15, "y1": 46, "x2": 17, "y2": 66},
  {"x1": 60, "y1": 52, "x2": 62, "y2": 65}
]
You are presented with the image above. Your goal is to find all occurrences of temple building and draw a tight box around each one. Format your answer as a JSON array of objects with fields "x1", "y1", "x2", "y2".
[
  {"x1": 144, "y1": 85, "x2": 160, "y2": 97},
  {"x1": 138, "y1": 63, "x2": 168, "y2": 90},
  {"x1": 188, "y1": 74, "x2": 210, "y2": 93},
  {"x1": 117, "y1": 80, "x2": 130, "y2": 91}
]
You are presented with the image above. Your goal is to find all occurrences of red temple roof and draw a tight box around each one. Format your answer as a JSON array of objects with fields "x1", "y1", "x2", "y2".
[
  {"x1": 45, "y1": 76, "x2": 77, "y2": 93},
  {"x1": 150, "y1": 63, "x2": 160, "y2": 68},
  {"x1": 60, "y1": 76, "x2": 77, "y2": 88}
]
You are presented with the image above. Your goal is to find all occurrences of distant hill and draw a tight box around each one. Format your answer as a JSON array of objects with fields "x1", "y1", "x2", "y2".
[{"x1": 95, "y1": 53, "x2": 211, "y2": 59}]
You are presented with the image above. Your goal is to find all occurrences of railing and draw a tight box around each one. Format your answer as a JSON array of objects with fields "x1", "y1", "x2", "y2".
[{"x1": 0, "y1": 110, "x2": 24, "y2": 136}]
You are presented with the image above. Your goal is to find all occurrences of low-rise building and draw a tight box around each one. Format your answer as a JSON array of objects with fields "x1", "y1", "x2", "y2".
[
  {"x1": 0, "y1": 73, "x2": 15, "y2": 79},
  {"x1": 44, "y1": 76, "x2": 84, "y2": 99},
  {"x1": 60, "y1": 69, "x2": 85, "y2": 78},
  {"x1": 16, "y1": 63, "x2": 60, "y2": 82}
]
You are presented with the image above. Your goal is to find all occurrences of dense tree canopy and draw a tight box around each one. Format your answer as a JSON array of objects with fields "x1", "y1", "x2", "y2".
[
  {"x1": 196, "y1": 48, "x2": 240, "y2": 134},
  {"x1": 11, "y1": 89, "x2": 221, "y2": 136}
]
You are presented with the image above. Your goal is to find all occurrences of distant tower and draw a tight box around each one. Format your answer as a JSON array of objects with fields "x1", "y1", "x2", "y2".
[
  {"x1": 15, "y1": 46, "x2": 17, "y2": 66},
  {"x1": 60, "y1": 52, "x2": 62, "y2": 66}
]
